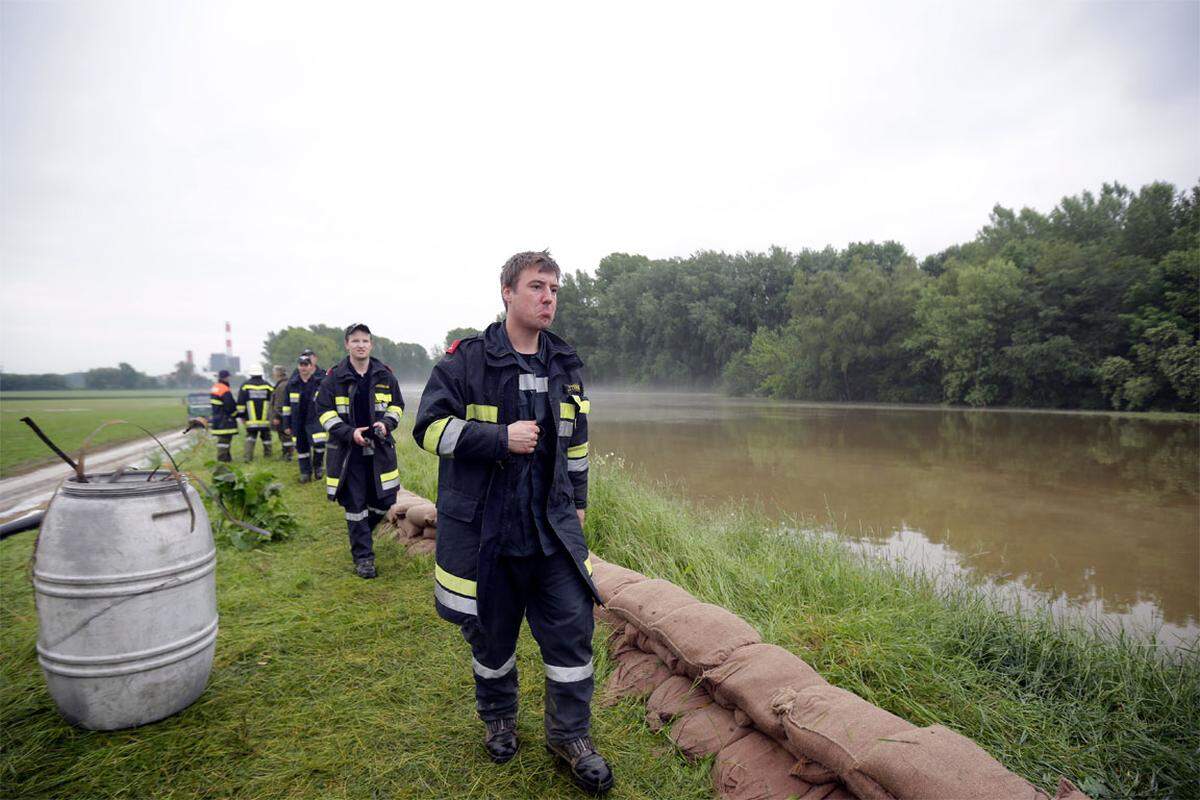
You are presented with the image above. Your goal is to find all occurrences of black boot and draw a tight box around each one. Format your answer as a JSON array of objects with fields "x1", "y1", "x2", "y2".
[
  {"x1": 354, "y1": 558, "x2": 376, "y2": 579},
  {"x1": 484, "y1": 717, "x2": 518, "y2": 763},
  {"x1": 547, "y1": 736, "x2": 613, "y2": 795}
]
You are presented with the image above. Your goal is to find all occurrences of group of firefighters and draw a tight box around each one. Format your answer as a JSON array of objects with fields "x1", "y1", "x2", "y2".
[{"x1": 204, "y1": 252, "x2": 612, "y2": 794}]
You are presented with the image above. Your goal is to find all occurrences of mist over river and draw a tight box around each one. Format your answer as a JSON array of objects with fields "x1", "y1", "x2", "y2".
[{"x1": 585, "y1": 391, "x2": 1199, "y2": 649}]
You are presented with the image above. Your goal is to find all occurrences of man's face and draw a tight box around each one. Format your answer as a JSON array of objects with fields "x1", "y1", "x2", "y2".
[
  {"x1": 346, "y1": 332, "x2": 373, "y2": 360},
  {"x1": 503, "y1": 267, "x2": 558, "y2": 331},
  {"x1": 298, "y1": 361, "x2": 315, "y2": 379}
]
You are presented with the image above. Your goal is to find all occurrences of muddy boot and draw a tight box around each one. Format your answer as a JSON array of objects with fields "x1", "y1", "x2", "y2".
[
  {"x1": 216, "y1": 436, "x2": 232, "y2": 463},
  {"x1": 547, "y1": 737, "x2": 613, "y2": 795},
  {"x1": 484, "y1": 718, "x2": 518, "y2": 763},
  {"x1": 354, "y1": 558, "x2": 376, "y2": 579}
]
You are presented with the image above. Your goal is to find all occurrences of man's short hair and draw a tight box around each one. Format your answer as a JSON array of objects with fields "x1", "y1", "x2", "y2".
[
  {"x1": 500, "y1": 250, "x2": 561, "y2": 292},
  {"x1": 344, "y1": 323, "x2": 372, "y2": 341}
]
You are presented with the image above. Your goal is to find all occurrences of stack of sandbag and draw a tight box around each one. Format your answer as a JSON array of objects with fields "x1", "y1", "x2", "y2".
[
  {"x1": 384, "y1": 490, "x2": 437, "y2": 555},
  {"x1": 589, "y1": 556, "x2": 1091, "y2": 800}
]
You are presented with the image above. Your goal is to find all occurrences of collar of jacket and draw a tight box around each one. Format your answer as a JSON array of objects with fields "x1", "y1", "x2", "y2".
[
  {"x1": 481, "y1": 321, "x2": 583, "y2": 372},
  {"x1": 328, "y1": 356, "x2": 389, "y2": 383}
]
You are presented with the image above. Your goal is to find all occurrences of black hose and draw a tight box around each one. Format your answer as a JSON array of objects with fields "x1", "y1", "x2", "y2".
[{"x1": 0, "y1": 511, "x2": 45, "y2": 540}]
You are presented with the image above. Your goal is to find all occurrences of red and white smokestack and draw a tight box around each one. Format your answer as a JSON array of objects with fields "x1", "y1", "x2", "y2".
[
  {"x1": 225, "y1": 321, "x2": 233, "y2": 357},
  {"x1": 186, "y1": 350, "x2": 194, "y2": 365}
]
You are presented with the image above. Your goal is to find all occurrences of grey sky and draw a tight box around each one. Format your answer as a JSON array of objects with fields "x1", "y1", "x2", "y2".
[{"x1": 2, "y1": 0, "x2": 1196, "y2": 375}]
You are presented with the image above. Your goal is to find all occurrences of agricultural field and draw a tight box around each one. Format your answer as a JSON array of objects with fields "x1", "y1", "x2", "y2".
[{"x1": 0, "y1": 391, "x2": 195, "y2": 478}]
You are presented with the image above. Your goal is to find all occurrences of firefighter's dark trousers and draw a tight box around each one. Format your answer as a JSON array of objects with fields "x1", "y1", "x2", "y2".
[
  {"x1": 460, "y1": 550, "x2": 595, "y2": 743},
  {"x1": 294, "y1": 429, "x2": 326, "y2": 479},
  {"x1": 274, "y1": 422, "x2": 294, "y2": 460},
  {"x1": 339, "y1": 453, "x2": 394, "y2": 562},
  {"x1": 214, "y1": 434, "x2": 234, "y2": 462},
  {"x1": 243, "y1": 426, "x2": 272, "y2": 460}
]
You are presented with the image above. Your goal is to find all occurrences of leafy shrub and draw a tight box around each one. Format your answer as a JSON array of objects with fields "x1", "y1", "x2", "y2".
[{"x1": 205, "y1": 461, "x2": 297, "y2": 550}]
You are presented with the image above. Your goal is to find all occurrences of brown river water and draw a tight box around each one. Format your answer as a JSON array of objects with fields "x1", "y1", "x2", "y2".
[{"x1": 585, "y1": 391, "x2": 1200, "y2": 649}]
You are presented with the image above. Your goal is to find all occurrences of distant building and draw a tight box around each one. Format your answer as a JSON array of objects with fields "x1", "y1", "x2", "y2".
[{"x1": 206, "y1": 353, "x2": 241, "y2": 374}]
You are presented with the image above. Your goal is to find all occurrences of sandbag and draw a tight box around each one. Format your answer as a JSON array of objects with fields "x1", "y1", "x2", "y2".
[
  {"x1": 635, "y1": 627, "x2": 681, "y2": 673},
  {"x1": 421, "y1": 524, "x2": 437, "y2": 540},
  {"x1": 590, "y1": 560, "x2": 647, "y2": 602},
  {"x1": 406, "y1": 503, "x2": 437, "y2": 528},
  {"x1": 854, "y1": 725, "x2": 1050, "y2": 800},
  {"x1": 712, "y1": 730, "x2": 839, "y2": 800},
  {"x1": 594, "y1": 604, "x2": 623, "y2": 628},
  {"x1": 607, "y1": 579, "x2": 700, "y2": 631},
  {"x1": 405, "y1": 538, "x2": 436, "y2": 556},
  {"x1": 1055, "y1": 779, "x2": 1093, "y2": 800},
  {"x1": 669, "y1": 702, "x2": 751, "y2": 760},
  {"x1": 776, "y1": 685, "x2": 915, "y2": 774},
  {"x1": 651, "y1": 603, "x2": 762, "y2": 678},
  {"x1": 645, "y1": 675, "x2": 713, "y2": 732},
  {"x1": 387, "y1": 493, "x2": 426, "y2": 519},
  {"x1": 607, "y1": 627, "x2": 642, "y2": 660},
  {"x1": 702, "y1": 643, "x2": 828, "y2": 740},
  {"x1": 789, "y1": 755, "x2": 838, "y2": 785},
  {"x1": 601, "y1": 650, "x2": 672, "y2": 705}
]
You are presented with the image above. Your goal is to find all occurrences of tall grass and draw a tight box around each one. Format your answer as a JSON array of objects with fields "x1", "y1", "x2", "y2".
[{"x1": 1, "y1": 425, "x2": 1195, "y2": 798}]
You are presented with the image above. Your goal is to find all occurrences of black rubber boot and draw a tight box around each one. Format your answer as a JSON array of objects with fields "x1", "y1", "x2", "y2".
[
  {"x1": 354, "y1": 558, "x2": 376, "y2": 579},
  {"x1": 547, "y1": 736, "x2": 613, "y2": 795},
  {"x1": 484, "y1": 717, "x2": 518, "y2": 763}
]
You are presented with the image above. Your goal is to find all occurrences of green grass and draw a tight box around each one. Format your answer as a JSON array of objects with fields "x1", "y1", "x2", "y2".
[
  {"x1": 0, "y1": 395, "x2": 192, "y2": 477},
  {"x1": 2, "y1": 420, "x2": 1196, "y2": 799}
]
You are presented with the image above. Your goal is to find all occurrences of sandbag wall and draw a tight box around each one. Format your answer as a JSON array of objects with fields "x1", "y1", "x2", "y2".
[
  {"x1": 381, "y1": 490, "x2": 437, "y2": 556},
  {"x1": 591, "y1": 556, "x2": 1090, "y2": 800}
]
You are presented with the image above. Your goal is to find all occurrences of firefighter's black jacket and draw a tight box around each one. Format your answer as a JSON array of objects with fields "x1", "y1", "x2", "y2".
[
  {"x1": 209, "y1": 380, "x2": 238, "y2": 436},
  {"x1": 236, "y1": 375, "x2": 274, "y2": 430},
  {"x1": 282, "y1": 367, "x2": 326, "y2": 435},
  {"x1": 315, "y1": 356, "x2": 404, "y2": 502},
  {"x1": 412, "y1": 322, "x2": 597, "y2": 631}
]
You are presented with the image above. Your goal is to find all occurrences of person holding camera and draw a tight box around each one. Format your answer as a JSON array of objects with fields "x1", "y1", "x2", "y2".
[{"x1": 315, "y1": 323, "x2": 405, "y2": 578}]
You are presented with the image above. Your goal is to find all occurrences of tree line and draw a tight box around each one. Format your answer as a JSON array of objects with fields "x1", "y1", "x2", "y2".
[
  {"x1": 261, "y1": 324, "x2": 432, "y2": 380},
  {"x1": 550, "y1": 180, "x2": 1198, "y2": 411}
]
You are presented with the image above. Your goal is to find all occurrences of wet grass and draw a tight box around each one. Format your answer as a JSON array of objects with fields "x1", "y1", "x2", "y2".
[
  {"x1": 0, "y1": 395, "x2": 190, "y2": 478},
  {"x1": 2, "y1": 421, "x2": 1196, "y2": 799}
]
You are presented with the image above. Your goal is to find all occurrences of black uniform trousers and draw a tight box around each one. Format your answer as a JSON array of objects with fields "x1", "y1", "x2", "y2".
[
  {"x1": 294, "y1": 429, "x2": 326, "y2": 478},
  {"x1": 340, "y1": 451, "x2": 394, "y2": 561},
  {"x1": 214, "y1": 434, "x2": 234, "y2": 462},
  {"x1": 462, "y1": 549, "x2": 595, "y2": 743}
]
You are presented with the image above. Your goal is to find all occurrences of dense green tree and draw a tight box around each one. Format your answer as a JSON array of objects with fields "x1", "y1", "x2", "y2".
[{"x1": 261, "y1": 324, "x2": 431, "y2": 380}]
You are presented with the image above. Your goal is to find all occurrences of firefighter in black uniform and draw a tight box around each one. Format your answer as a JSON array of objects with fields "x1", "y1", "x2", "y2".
[
  {"x1": 413, "y1": 251, "x2": 611, "y2": 795},
  {"x1": 209, "y1": 369, "x2": 239, "y2": 462},
  {"x1": 315, "y1": 324, "x2": 404, "y2": 578},
  {"x1": 269, "y1": 364, "x2": 294, "y2": 461},
  {"x1": 236, "y1": 372, "x2": 275, "y2": 461},
  {"x1": 283, "y1": 352, "x2": 327, "y2": 483}
]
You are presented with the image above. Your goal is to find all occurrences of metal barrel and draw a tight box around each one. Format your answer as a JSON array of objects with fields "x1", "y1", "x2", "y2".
[{"x1": 33, "y1": 471, "x2": 218, "y2": 730}]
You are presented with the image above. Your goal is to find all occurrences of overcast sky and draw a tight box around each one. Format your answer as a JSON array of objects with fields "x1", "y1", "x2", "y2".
[{"x1": 2, "y1": 0, "x2": 1197, "y2": 375}]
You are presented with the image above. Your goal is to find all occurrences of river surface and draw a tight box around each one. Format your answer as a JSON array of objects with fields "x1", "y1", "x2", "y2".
[{"x1": 586, "y1": 391, "x2": 1200, "y2": 649}]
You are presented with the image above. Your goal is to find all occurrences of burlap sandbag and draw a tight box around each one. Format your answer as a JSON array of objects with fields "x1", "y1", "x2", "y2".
[
  {"x1": 669, "y1": 702, "x2": 751, "y2": 760},
  {"x1": 601, "y1": 649, "x2": 672, "y2": 705},
  {"x1": 590, "y1": 559, "x2": 647, "y2": 602},
  {"x1": 396, "y1": 517, "x2": 422, "y2": 539},
  {"x1": 406, "y1": 502, "x2": 437, "y2": 528},
  {"x1": 634, "y1": 627, "x2": 681, "y2": 673},
  {"x1": 405, "y1": 538, "x2": 436, "y2": 556},
  {"x1": 1054, "y1": 779, "x2": 1093, "y2": 800},
  {"x1": 388, "y1": 493, "x2": 426, "y2": 518},
  {"x1": 607, "y1": 579, "x2": 700, "y2": 630},
  {"x1": 775, "y1": 685, "x2": 915, "y2": 774},
  {"x1": 607, "y1": 626, "x2": 642, "y2": 660},
  {"x1": 702, "y1": 642, "x2": 828, "y2": 740},
  {"x1": 651, "y1": 602, "x2": 762, "y2": 679},
  {"x1": 645, "y1": 674, "x2": 713, "y2": 732},
  {"x1": 594, "y1": 604, "x2": 623, "y2": 628},
  {"x1": 789, "y1": 755, "x2": 838, "y2": 785},
  {"x1": 712, "y1": 730, "x2": 839, "y2": 800},
  {"x1": 421, "y1": 524, "x2": 437, "y2": 540},
  {"x1": 853, "y1": 725, "x2": 1051, "y2": 800}
]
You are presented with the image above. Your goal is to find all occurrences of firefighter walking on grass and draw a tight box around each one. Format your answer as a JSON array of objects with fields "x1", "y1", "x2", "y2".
[
  {"x1": 269, "y1": 364, "x2": 294, "y2": 461},
  {"x1": 283, "y1": 351, "x2": 327, "y2": 483},
  {"x1": 236, "y1": 372, "x2": 274, "y2": 461},
  {"x1": 315, "y1": 324, "x2": 404, "y2": 578},
  {"x1": 209, "y1": 369, "x2": 238, "y2": 462},
  {"x1": 413, "y1": 251, "x2": 611, "y2": 794}
]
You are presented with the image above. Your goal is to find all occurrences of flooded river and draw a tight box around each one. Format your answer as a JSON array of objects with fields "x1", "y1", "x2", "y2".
[{"x1": 587, "y1": 391, "x2": 1200, "y2": 648}]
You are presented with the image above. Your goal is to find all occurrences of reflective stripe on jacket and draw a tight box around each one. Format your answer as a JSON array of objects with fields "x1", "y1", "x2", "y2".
[
  {"x1": 283, "y1": 367, "x2": 326, "y2": 435},
  {"x1": 209, "y1": 381, "x2": 239, "y2": 436},
  {"x1": 412, "y1": 322, "x2": 597, "y2": 631},
  {"x1": 315, "y1": 356, "x2": 404, "y2": 502},
  {"x1": 236, "y1": 376, "x2": 274, "y2": 429}
]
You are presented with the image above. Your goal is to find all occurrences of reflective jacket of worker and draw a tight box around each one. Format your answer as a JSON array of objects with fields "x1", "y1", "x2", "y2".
[
  {"x1": 412, "y1": 323, "x2": 598, "y2": 741},
  {"x1": 283, "y1": 362, "x2": 328, "y2": 481},
  {"x1": 314, "y1": 356, "x2": 404, "y2": 565},
  {"x1": 269, "y1": 365, "x2": 294, "y2": 460},
  {"x1": 209, "y1": 370, "x2": 238, "y2": 462},
  {"x1": 236, "y1": 373, "x2": 274, "y2": 461}
]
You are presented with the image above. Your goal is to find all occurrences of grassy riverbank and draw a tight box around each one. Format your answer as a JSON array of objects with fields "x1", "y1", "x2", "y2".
[{"x1": 2, "y1": 422, "x2": 1196, "y2": 798}]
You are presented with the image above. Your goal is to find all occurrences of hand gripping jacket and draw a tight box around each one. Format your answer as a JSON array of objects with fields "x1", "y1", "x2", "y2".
[
  {"x1": 412, "y1": 322, "x2": 599, "y2": 631},
  {"x1": 282, "y1": 367, "x2": 327, "y2": 436},
  {"x1": 314, "y1": 357, "x2": 405, "y2": 501},
  {"x1": 208, "y1": 380, "x2": 238, "y2": 436},
  {"x1": 236, "y1": 375, "x2": 274, "y2": 430}
]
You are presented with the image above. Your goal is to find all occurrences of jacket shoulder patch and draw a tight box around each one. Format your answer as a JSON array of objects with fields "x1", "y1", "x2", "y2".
[{"x1": 446, "y1": 339, "x2": 461, "y2": 354}]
